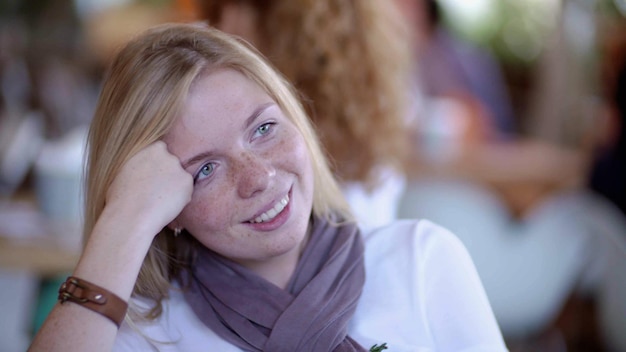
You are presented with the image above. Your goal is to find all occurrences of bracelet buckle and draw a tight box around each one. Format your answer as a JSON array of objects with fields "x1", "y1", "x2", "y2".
[
  {"x1": 58, "y1": 277, "x2": 105, "y2": 305},
  {"x1": 57, "y1": 276, "x2": 128, "y2": 328}
]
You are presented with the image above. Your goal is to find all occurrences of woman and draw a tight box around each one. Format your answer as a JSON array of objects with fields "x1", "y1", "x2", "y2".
[
  {"x1": 30, "y1": 24, "x2": 507, "y2": 351},
  {"x1": 197, "y1": 0, "x2": 412, "y2": 230}
]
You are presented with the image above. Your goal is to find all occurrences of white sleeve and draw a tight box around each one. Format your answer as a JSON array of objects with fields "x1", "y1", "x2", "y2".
[{"x1": 418, "y1": 221, "x2": 508, "y2": 351}]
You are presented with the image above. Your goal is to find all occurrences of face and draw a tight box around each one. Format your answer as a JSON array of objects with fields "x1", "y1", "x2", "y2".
[{"x1": 163, "y1": 68, "x2": 314, "y2": 268}]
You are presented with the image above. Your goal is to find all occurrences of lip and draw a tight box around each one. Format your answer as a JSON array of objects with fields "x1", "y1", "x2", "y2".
[{"x1": 244, "y1": 188, "x2": 292, "y2": 231}]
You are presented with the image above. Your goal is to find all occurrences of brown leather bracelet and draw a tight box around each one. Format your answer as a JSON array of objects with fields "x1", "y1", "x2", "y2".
[{"x1": 58, "y1": 276, "x2": 128, "y2": 328}]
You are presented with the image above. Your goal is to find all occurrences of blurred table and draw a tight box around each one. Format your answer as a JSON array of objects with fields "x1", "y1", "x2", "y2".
[
  {"x1": 407, "y1": 138, "x2": 590, "y2": 217},
  {"x1": 0, "y1": 238, "x2": 78, "y2": 276},
  {"x1": 0, "y1": 196, "x2": 80, "y2": 277}
]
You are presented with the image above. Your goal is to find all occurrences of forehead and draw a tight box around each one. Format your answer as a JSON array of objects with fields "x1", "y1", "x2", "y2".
[
  {"x1": 185, "y1": 68, "x2": 267, "y2": 122},
  {"x1": 163, "y1": 68, "x2": 273, "y2": 153}
]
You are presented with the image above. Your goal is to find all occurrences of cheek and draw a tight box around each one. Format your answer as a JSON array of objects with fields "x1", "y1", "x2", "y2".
[
  {"x1": 281, "y1": 132, "x2": 315, "y2": 196},
  {"x1": 179, "y1": 186, "x2": 232, "y2": 234},
  {"x1": 275, "y1": 130, "x2": 312, "y2": 174}
]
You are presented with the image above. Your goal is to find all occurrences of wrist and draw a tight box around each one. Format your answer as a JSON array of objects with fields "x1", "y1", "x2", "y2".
[
  {"x1": 58, "y1": 276, "x2": 128, "y2": 328},
  {"x1": 99, "y1": 201, "x2": 169, "y2": 242},
  {"x1": 74, "y1": 209, "x2": 159, "y2": 300}
]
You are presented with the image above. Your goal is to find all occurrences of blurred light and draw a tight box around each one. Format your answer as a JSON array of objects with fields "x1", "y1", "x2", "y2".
[
  {"x1": 73, "y1": 0, "x2": 131, "y2": 20},
  {"x1": 438, "y1": 0, "x2": 500, "y2": 41},
  {"x1": 564, "y1": 1, "x2": 595, "y2": 56},
  {"x1": 502, "y1": 18, "x2": 543, "y2": 62},
  {"x1": 615, "y1": 0, "x2": 626, "y2": 16},
  {"x1": 525, "y1": 0, "x2": 560, "y2": 32},
  {"x1": 493, "y1": 0, "x2": 561, "y2": 63}
]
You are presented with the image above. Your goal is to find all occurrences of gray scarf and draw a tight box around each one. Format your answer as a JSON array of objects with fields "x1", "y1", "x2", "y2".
[{"x1": 184, "y1": 215, "x2": 367, "y2": 352}]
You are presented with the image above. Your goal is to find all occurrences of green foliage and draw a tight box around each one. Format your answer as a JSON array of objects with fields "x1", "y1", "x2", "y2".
[{"x1": 370, "y1": 342, "x2": 388, "y2": 352}]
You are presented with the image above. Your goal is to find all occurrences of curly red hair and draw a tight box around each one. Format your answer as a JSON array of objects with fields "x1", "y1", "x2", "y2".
[{"x1": 198, "y1": 0, "x2": 411, "y2": 188}]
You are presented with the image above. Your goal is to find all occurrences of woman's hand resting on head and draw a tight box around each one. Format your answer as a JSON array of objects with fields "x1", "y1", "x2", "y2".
[
  {"x1": 29, "y1": 141, "x2": 194, "y2": 352},
  {"x1": 74, "y1": 140, "x2": 194, "y2": 289},
  {"x1": 104, "y1": 140, "x2": 193, "y2": 238},
  {"x1": 71, "y1": 140, "x2": 193, "y2": 301}
]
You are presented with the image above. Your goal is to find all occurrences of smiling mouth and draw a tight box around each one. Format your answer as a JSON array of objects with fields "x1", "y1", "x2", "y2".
[{"x1": 249, "y1": 194, "x2": 290, "y2": 223}]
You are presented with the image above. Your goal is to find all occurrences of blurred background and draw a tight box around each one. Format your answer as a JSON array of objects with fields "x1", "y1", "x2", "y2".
[{"x1": 0, "y1": 0, "x2": 625, "y2": 351}]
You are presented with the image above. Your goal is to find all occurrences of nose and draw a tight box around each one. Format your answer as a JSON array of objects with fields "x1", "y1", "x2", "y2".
[{"x1": 235, "y1": 152, "x2": 275, "y2": 198}]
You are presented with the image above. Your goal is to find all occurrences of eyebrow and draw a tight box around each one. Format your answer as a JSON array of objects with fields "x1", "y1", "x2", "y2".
[
  {"x1": 244, "y1": 102, "x2": 275, "y2": 130},
  {"x1": 181, "y1": 102, "x2": 276, "y2": 169}
]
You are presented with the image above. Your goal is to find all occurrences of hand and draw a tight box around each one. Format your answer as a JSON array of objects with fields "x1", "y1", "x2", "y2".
[{"x1": 104, "y1": 140, "x2": 193, "y2": 237}]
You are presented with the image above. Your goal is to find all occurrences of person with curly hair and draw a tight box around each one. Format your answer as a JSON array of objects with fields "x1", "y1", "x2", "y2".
[{"x1": 197, "y1": 0, "x2": 413, "y2": 230}]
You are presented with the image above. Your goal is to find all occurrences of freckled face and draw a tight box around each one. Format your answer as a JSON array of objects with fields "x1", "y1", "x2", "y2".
[{"x1": 163, "y1": 69, "x2": 314, "y2": 266}]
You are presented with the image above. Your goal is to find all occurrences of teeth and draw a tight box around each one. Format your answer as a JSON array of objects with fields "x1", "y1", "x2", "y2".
[{"x1": 252, "y1": 194, "x2": 289, "y2": 223}]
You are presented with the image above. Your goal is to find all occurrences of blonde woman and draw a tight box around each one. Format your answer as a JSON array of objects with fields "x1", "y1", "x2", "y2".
[
  {"x1": 30, "y1": 24, "x2": 506, "y2": 351},
  {"x1": 198, "y1": 0, "x2": 412, "y2": 230}
]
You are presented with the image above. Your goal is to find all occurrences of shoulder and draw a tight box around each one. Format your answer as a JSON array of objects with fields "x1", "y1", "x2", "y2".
[
  {"x1": 355, "y1": 219, "x2": 508, "y2": 351},
  {"x1": 362, "y1": 218, "x2": 467, "y2": 262},
  {"x1": 360, "y1": 218, "x2": 476, "y2": 293},
  {"x1": 361, "y1": 218, "x2": 493, "y2": 301}
]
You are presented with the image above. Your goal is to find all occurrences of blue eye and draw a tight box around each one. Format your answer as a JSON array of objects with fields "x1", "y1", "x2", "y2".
[
  {"x1": 195, "y1": 163, "x2": 215, "y2": 182},
  {"x1": 256, "y1": 122, "x2": 274, "y2": 136}
]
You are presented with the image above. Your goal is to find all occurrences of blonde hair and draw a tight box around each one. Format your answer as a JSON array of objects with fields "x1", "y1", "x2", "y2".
[
  {"x1": 200, "y1": 0, "x2": 411, "y2": 188},
  {"x1": 84, "y1": 23, "x2": 351, "y2": 319}
]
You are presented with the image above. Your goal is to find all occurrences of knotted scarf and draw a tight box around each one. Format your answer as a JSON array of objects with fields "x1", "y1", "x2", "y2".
[{"x1": 183, "y1": 215, "x2": 367, "y2": 352}]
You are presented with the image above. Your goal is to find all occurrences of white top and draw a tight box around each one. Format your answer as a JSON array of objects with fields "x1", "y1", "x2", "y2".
[
  {"x1": 341, "y1": 167, "x2": 406, "y2": 231},
  {"x1": 114, "y1": 220, "x2": 508, "y2": 351}
]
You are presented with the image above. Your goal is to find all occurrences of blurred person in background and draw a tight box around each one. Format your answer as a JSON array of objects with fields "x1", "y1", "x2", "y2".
[
  {"x1": 196, "y1": 0, "x2": 412, "y2": 231},
  {"x1": 395, "y1": 0, "x2": 517, "y2": 156},
  {"x1": 395, "y1": 0, "x2": 626, "y2": 351},
  {"x1": 416, "y1": 0, "x2": 517, "y2": 140}
]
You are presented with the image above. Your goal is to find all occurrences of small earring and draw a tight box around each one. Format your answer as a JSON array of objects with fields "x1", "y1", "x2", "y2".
[{"x1": 174, "y1": 228, "x2": 182, "y2": 237}]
